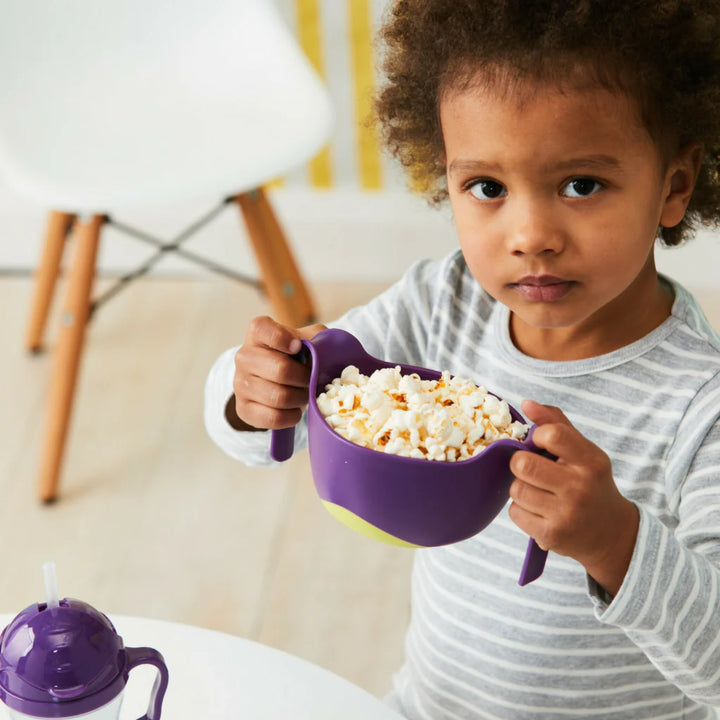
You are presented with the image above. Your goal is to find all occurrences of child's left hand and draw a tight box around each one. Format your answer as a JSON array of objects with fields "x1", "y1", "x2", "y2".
[{"x1": 508, "y1": 399, "x2": 639, "y2": 596}]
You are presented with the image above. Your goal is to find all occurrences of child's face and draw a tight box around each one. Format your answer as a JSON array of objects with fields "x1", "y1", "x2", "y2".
[{"x1": 441, "y1": 79, "x2": 689, "y2": 359}]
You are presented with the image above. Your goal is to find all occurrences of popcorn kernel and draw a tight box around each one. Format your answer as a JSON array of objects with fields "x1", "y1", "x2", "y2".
[{"x1": 316, "y1": 365, "x2": 530, "y2": 461}]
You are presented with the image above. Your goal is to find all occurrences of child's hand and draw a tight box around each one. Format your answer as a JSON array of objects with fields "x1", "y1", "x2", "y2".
[
  {"x1": 232, "y1": 315, "x2": 327, "y2": 430},
  {"x1": 508, "y1": 399, "x2": 639, "y2": 595}
]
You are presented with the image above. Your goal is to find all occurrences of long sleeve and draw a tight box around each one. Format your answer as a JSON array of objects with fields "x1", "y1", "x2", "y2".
[
  {"x1": 591, "y1": 374, "x2": 720, "y2": 705},
  {"x1": 203, "y1": 344, "x2": 311, "y2": 466}
]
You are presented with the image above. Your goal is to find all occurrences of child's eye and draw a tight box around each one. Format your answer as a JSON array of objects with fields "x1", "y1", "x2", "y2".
[
  {"x1": 562, "y1": 178, "x2": 603, "y2": 198},
  {"x1": 467, "y1": 180, "x2": 507, "y2": 200}
]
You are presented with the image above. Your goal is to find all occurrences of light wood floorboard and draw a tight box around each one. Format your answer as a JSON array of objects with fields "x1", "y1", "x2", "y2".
[
  {"x1": 0, "y1": 274, "x2": 718, "y2": 699},
  {"x1": 0, "y1": 274, "x2": 409, "y2": 699}
]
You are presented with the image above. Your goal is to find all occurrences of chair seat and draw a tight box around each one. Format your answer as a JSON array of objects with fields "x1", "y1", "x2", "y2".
[{"x1": 0, "y1": 0, "x2": 333, "y2": 212}]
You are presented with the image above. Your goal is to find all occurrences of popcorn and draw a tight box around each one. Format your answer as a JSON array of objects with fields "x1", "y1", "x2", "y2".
[{"x1": 316, "y1": 365, "x2": 529, "y2": 461}]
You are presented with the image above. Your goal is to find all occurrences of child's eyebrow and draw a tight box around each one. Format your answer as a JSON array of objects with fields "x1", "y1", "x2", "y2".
[
  {"x1": 447, "y1": 159, "x2": 503, "y2": 177},
  {"x1": 552, "y1": 154, "x2": 623, "y2": 173},
  {"x1": 448, "y1": 154, "x2": 623, "y2": 177}
]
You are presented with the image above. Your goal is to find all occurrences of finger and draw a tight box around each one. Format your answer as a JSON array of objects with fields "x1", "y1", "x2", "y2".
[
  {"x1": 509, "y1": 476, "x2": 556, "y2": 516},
  {"x1": 235, "y1": 399, "x2": 304, "y2": 430},
  {"x1": 247, "y1": 316, "x2": 303, "y2": 355},
  {"x1": 521, "y1": 399, "x2": 572, "y2": 427},
  {"x1": 236, "y1": 346, "x2": 311, "y2": 388},
  {"x1": 530, "y1": 420, "x2": 601, "y2": 466},
  {"x1": 235, "y1": 374, "x2": 310, "y2": 411},
  {"x1": 509, "y1": 449, "x2": 561, "y2": 492},
  {"x1": 507, "y1": 499, "x2": 549, "y2": 550},
  {"x1": 522, "y1": 399, "x2": 596, "y2": 464}
]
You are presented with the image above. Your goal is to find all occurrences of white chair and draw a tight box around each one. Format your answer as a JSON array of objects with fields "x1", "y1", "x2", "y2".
[{"x1": 0, "y1": 0, "x2": 333, "y2": 502}]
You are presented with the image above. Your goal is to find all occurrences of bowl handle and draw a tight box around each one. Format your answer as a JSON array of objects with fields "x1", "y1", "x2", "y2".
[
  {"x1": 518, "y1": 538, "x2": 548, "y2": 586},
  {"x1": 270, "y1": 427, "x2": 296, "y2": 462},
  {"x1": 269, "y1": 344, "x2": 312, "y2": 462},
  {"x1": 515, "y1": 426, "x2": 558, "y2": 585}
]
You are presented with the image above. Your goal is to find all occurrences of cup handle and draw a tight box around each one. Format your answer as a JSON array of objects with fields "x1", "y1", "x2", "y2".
[
  {"x1": 269, "y1": 344, "x2": 312, "y2": 463},
  {"x1": 125, "y1": 646, "x2": 169, "y2": 720}
]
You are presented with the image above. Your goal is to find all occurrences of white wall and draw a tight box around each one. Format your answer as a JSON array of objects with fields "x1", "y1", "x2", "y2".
[{"x1": 1, "y1": 182, "x2": 719, "y2": 290}]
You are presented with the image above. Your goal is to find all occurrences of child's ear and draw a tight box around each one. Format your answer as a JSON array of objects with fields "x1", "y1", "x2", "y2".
[{"x1": 659, "y1": 143, "x2": 703, "y2": 228}]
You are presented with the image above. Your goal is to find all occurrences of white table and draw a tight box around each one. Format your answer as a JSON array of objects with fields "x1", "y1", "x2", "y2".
[{"x1": 0, "y1": 614, "x2": 404, "y2": 719}]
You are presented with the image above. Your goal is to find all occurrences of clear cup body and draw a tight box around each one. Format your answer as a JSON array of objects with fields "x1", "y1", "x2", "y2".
[{"x1": 5, "y1": 692, "x2": 123, "y2": 720}]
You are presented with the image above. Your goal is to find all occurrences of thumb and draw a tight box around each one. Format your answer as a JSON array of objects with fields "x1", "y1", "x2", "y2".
[
  {"x1": 279, "y1": 323, "x2": 326, "y2": 356},
  {"x1": 521, "y1": 399, "x2": 571, "y2": 427},
  {"x1": 297, "y1": 323, "x2": 328, "y2": 341}
]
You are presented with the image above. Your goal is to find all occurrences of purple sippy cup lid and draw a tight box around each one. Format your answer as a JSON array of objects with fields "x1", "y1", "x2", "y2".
[{"x1": 0, "y1": 598, "x2": 129, "y2": 718}]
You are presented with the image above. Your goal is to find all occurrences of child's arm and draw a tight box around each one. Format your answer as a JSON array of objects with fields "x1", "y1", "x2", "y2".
[
  {"x1": 205, "y1": 254, "x2": 451, "y2": 464},
  {"x1": 203, "y1": 317, "x2": 325, "y2": 466},
  {"x1": 508, "y1": 399, "x2": 639, "y2": 595},
  {"x1": 510, "y1": 399, "x2": 720, "y2": 705},
  {"x1": 230, "y1": 315, "x2": 326, "y2": 431}
]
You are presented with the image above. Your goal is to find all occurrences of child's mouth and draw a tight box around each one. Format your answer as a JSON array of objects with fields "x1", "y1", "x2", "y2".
[{"x1": 511, "y1": 276, "x2": 575, "y2": 302}]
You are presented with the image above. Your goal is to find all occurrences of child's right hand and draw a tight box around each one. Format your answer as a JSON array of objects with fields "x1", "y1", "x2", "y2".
[{"x1": 231, "y1": 315, "x2": 327, "y2": 431}]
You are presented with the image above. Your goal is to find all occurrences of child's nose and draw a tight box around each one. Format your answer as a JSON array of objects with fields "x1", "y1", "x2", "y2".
[{"x1": 507, "y1": 201, "x2": 564, "y2": 256}]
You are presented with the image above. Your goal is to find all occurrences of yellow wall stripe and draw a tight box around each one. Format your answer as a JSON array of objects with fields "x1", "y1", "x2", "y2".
[
  {"x1": 295, "y1": 0, "x2": 333, "y2": 188},
  {"x1": 348, "y1": 0, "x2": 383, "y2": 190}
]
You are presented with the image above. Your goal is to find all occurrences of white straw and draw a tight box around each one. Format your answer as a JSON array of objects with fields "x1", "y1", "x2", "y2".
[{"x1": 43, "y1": 561, "x2": 60, "y2": 608}]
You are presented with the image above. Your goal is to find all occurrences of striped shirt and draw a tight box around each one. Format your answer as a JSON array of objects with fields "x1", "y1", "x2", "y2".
[{"x1": 204, "y1": 250, "x2": 720, "y2": 719}]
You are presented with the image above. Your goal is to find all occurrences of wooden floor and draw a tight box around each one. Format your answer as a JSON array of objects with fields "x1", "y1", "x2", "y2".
[
  {"x1": 0, "y1": 274, "x2": 410, "y2": 698},
  {"x1": 0, "y1": 274, "x2": 718, "y2": 699}
]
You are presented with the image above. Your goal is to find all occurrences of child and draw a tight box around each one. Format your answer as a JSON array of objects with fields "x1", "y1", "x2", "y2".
[{"x1": 204, "y1": 1, "x2": 720, "y2": 717}]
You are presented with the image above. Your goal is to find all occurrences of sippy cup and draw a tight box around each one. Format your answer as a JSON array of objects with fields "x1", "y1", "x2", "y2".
[{"x1": 0, "y1": 564, "x2": 168, "y2": 720}]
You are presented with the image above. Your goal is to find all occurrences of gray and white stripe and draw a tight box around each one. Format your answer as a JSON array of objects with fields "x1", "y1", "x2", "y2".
[{"x1": 205, "y1": 250, "x2": 720, "y2": 719}]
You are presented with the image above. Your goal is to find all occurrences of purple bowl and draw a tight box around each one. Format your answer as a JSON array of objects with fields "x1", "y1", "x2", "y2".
[{"x1": 271, "y1": 328, "x2": 549, "y2": 585}]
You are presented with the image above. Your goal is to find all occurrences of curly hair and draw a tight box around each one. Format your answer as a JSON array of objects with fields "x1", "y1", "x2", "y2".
[{"x1": 375, "y1": 0, "x2": 720, "y2": 246}]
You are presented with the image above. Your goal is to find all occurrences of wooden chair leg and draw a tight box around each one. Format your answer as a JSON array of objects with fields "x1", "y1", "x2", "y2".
[
  {"x1": 26, "y1": 211, "x2": 76, "y2": 352},
  {"x1": 234, "y1": 188, "x2": 316, "y2": 327},
  {"x1": 37, "y1": 215, "x2": 103, "y2": 503}
]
